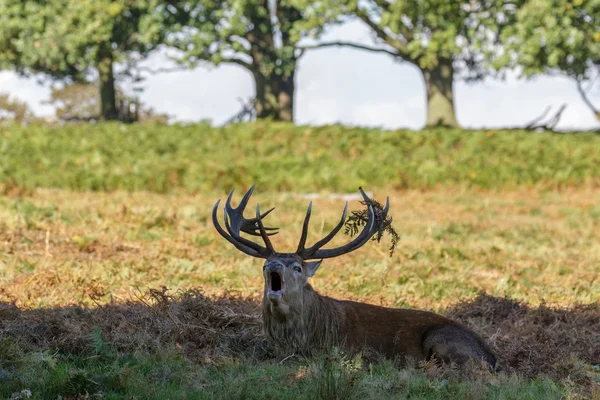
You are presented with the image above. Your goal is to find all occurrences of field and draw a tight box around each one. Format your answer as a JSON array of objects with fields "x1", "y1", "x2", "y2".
[{"x1": 1, "y1": 123, "x2": 600, "y2": 399}]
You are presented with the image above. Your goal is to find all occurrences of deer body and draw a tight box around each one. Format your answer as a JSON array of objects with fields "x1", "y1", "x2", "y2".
[
  {"x1": 213, "y1": 186, "x2": 497, "y2": 369},
  {"x1": 261, "y1": 255, "x2": 496, "y2": 367}
]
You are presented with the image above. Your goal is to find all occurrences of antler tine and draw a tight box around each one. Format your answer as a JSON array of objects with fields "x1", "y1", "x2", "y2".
[
  {"x1": 256, "y1": 204, "x2": 275, "y2": 252},
  {"x1": 212, "y1": 186, "x2": 276, "y2": 258},
  {"x1": 346, "y1": 194, "x2": 390, "y2": 253},
  {"x1": 211, "y1": 199, "x2": 264, "y2": 258},
  {"x1": 225, "y1": 185, "x2": 279, "y2": 236},
  {"x1": 299, "y1": 187, "x2": 385, "y2": 260},
  {"x1": 298, "y1": 202, "x2": 348, "y2": 258},
  {"x1": 242, "y1": 207, "x2": 278, "y2": 236},
  {"x1": 224, "y1": 209, "x2": 271, "y2": 253},
  {"x1": 295, "y1": 201, "x2": 312, "y2": 253},
  {"x1": 309, "y1": 203, "x2": 376, "y2": 259}
]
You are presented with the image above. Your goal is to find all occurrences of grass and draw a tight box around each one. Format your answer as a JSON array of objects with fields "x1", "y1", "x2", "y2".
[
  {"x1": 1, "y1": 121, "x2": 600, "y2": 398},
  {"x1": 0, "y1": 344, "x2": 570, "y2": 399},
  {"x1": 1, "y1": 186, "x2": 599, "y2": 398},
  {"x1": 2, "y1": 187, "x2": 599, "y2": 308},
  {"x1": 1, "y1": 122, "x2": 600, "y2": 194}
]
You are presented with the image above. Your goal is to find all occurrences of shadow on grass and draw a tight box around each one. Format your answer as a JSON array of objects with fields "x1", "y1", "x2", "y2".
[
  {"x1": 1, "y1": 289, "x2": 599, "y2": 393},
  {"x1": 0, "y1": 288, "x2": 266, "y2": 363}
]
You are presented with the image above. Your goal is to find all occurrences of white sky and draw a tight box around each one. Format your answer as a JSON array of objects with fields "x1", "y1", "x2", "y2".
[{"x1": 1, "y1": 21, "x2": 598, "y2": 131}]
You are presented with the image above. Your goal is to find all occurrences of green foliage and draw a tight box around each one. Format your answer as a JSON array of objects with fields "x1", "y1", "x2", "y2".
[
  {"x1": 344, "y1": 194, "x2": 400, "y2": 257},
  {"x1": 1, "y1": 122, "x2": 600, "y2": 194},
  {"x1": 0, "y1": 0, "x2": 164, "y2": 83},
  {"x1": 0, "y1": 92, "x2": 36, "y2": 125},
  {"x1": 159, "y1": 0, "x2": 337, "y2": 119},
  {"x1": 0, "y1": 344, "x2": 569, "y2": 399},
  {"x1": 317, "y1": 0, "x2": 518, "y2": 77},
  {"x1": 497, "y1": 0, "x2": 600, "y2": 79},
  {"x1": 162, "y1": 0, "x2": 324, "y2": 75},
  {"x1": 45, "y1": 83, "x2": 170, "y2": 124}
]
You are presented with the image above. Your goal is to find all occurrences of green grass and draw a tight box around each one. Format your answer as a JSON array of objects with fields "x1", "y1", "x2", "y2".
[
  {"x1": 1, "y1": 122, "x2": 600, "y2": 194},
  {"x1": 2, "y1": 122, "x2": 600, "y2": 398},
  {"x1": 0, "y1": 340, "x2": 568, "y2": 400},
  {"x1": 1, "y1": 187, "x2": 599, "y2": 398}
]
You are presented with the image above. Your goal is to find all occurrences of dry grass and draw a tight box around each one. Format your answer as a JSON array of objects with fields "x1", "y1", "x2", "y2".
[
  {"x1": 1, "y1": 186, "x2": 599, "y2": 309},
  {"x1": 1, "y1": 289, "x2": 598, "y2": 396},
  {"x1": 0, "y1": 288, "x2": 264, "y2": 362},
  {"x1": 1, "y1": 186, "x2": 599, "y2": 397}
]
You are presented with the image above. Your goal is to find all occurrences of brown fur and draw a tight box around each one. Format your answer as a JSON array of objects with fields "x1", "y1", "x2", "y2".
[
  {"x1": 261, "y1": 255, "x2": 497, "y2": 369},
  {"x1": 213, "y1": 187, "x2": 497, "y2": 368}
]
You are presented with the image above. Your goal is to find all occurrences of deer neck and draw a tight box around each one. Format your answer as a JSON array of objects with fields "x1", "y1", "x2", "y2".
[{"x1": 262, "y1": 283, "x2": 343, "y2": 355}]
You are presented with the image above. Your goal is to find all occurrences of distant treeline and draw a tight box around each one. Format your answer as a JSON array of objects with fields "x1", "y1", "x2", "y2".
[
  {"x1": 1, "y1": 123, "x2": 599, "y2": 194},
  {"x1": 0, "y1": 0, "x2": 598, "y2": 128}
]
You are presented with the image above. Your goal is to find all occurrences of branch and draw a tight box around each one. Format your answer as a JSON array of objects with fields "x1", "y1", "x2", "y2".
[
  {"x1": 524, "y1": 104, "x2": 567, "y2": 131},
  {"x1": 224, "y1": 97, "x2": 256, "y2": 125},
  {"x1": 371, "y1": 0, "x2": 391, "y2": 12},
  {"x1": 133, "y1": 66, "x2": 189, "y2": 75},
  {"x1": 299, "y1": 41, "x2": 400, "y2": 59},
  {"x1": 576, "y1": 80, "x2": 600, "y2": 121},
  {"x1": 369, "y1": 0, "x2": 413, "y2": 42},
  {"x1": 524, "y1": 105, "x2": 551, "y2": 129},
  {"x1": 223, "y1": 57, "x2": 253, "y2": 70},
  {"x1": 355, "y1": 9, "x2": 409, "y2": 57}
]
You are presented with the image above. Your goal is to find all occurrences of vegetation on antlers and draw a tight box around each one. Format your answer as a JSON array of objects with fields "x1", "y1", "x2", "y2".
[{"x1": 344, "y1": 193, "x2": 400, "y2": 257}]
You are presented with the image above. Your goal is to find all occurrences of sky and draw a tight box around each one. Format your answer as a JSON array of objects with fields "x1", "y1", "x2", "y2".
[{"x1": 1, "y1": 20, "x2": 598, "y2": 131}]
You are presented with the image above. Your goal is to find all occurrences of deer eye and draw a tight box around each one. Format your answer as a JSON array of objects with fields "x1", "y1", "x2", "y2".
[{"x1": 293, "y1": 265, "x2": 302, "y2": 273}]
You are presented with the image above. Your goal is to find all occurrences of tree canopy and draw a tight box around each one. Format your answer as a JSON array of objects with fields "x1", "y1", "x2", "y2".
[
  {"x1": 307, "y1": 0, "x2": 520, "y2": 127},
  {"x1": 160, "y1": 0, "x2": 338, "y2": 122},
  {"x1": 0, "y1": 0, "x2": 165, "y2": 120},
  {"x1": 497, "y1": 0, "x2": 600, "y2": 118}
]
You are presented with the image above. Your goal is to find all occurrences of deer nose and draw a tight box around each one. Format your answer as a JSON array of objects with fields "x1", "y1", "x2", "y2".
[{"x1": 265, "y1": 261, "x2": 283, "y2": 272}]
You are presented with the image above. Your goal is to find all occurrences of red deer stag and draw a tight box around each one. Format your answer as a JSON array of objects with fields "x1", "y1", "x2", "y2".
[{"x1": 212, "y1": 185, "x2": 497, "y2": 369}]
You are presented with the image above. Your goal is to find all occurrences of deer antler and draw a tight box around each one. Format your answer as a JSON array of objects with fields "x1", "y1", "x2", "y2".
[
  {"x1": 212, "y1": 184, "x2": 278, "y2": 258},
  {"x1": 225, "y1": 185, "x2": 278, "y2": 237},
  {"x1": 296, "y1": 187, "x2": 390, "y2": 260}
]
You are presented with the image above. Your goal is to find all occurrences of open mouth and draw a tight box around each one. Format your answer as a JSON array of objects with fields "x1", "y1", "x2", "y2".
[{"x1": 269, "y1": 272, "x2": 283, "y2": 293}]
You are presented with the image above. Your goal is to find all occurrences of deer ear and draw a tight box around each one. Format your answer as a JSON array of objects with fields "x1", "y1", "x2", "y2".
[{"x1": 304, "y1": 260, "x2": 322, "y2": 277}]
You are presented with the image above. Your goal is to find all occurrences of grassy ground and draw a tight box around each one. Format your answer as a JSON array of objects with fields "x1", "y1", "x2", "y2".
[
  {"x1": 1, "y1": 186, "x2": 599, "y2": 398},
  {"x1": 2, "y1": 122, "x2": 600, "y2": 194}
]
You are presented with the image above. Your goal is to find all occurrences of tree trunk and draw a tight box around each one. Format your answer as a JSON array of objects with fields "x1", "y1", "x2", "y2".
[
  {"x1": 422, "y1": 58, "x2": 459, "y2": 128},
  {"x1": 254, "y1": 72, "x2": 277, "y2": 120},
  {"x1": 97, "y1": 48, "x2": 118, "y2": 121},
  {"x1": 276, "y1": 71, "x2": 294, "y2": 122},
  {"x1": 253, "y1": 68, "x2": 295, "y2": 122}
]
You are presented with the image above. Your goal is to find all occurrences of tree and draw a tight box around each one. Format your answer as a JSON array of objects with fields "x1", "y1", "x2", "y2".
[
  {"x1": 160, "y1": 0, "x2": 336, "y2": 122},
  {"x1": 45, "y1": 83, "x2": 171, "y2": 124},
  {"x1": 305, "y1": 0, "x2": 519, "y2": 128},
  {"x1": 496, "y1": 0, "x2": 600, "y2": 121},
  {"x1": 0, "y1": 0, "x2": 164, "y2": 121},
  {"x1": 0, "y1": 93, "x2": 37, "y2": 125}
]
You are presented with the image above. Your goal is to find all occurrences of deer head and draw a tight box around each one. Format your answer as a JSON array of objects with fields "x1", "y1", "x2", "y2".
[{"x1": 212, "y1": 185, "x2": 389, "y2": 317}]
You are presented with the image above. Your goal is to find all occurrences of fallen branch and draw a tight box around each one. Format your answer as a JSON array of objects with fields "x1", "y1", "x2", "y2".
[
  {"x1": 524, "y1": 104, "x2": 567, "y2": 131},
  {"x1": 576, "y1": 80, "x2": 600, "y2": 121},
  {"x1": 224, "y1": 97, "x2": 257, "y2": 125}
]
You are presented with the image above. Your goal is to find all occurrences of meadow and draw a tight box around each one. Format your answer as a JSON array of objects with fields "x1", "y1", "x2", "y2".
[{"x1": 0, "y1": 123, "x2": 599, "y2": 399}]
